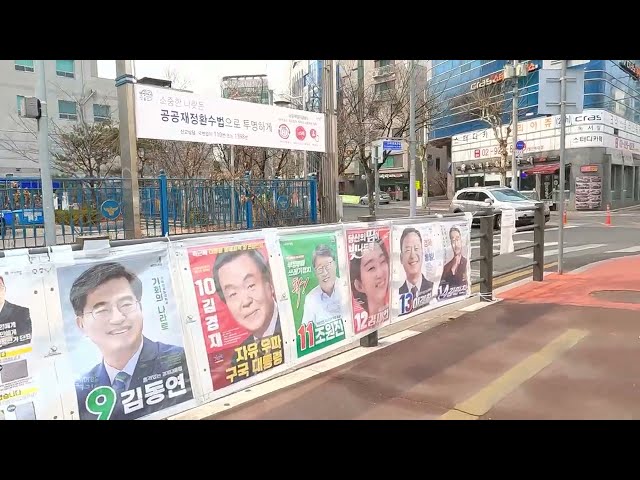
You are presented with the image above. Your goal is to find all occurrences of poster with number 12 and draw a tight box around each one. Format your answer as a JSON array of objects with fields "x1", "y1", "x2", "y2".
[{"x1": 345, "y1": 226, "x2": 391, "y2": 336}]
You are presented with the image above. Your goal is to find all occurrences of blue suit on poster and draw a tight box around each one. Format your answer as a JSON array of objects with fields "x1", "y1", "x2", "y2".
[{"x1": 75, "y1": 336, "x2": 193, "y2": 420}]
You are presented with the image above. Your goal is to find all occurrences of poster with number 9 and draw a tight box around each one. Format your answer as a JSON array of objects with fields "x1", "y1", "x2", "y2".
[
  {"x1": 56, "y1": 248, "x2": 193, "y2": 420},
  {"x1": 345, "y1": 226, "x2": 391, "y2": 336}
]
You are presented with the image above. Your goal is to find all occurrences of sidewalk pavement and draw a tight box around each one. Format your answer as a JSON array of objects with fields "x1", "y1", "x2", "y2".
[{"x1": 192, "y1": 255, "x2": 640, "y2": 420}]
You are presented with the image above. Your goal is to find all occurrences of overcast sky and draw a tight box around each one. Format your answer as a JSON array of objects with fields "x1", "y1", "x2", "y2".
[{"x1": 97, "y1": 60, "x2": 292, "y2": 98}]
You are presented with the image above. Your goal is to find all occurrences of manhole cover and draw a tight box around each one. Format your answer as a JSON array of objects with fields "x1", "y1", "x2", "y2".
[{"x1": 589, "y1": 290, "x2": 640, "y2": 304}]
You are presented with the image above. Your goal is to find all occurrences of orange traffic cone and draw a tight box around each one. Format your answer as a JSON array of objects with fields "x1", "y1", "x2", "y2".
[
  {"x1": 605, "y1": 204, "x2": 611, "y2": 226},
  {"x1": 563, "y1": 210, "x2": 567, "y2": 225}
]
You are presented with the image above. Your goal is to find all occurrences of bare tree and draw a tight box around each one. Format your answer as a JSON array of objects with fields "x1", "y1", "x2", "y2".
[
  {"x1": 337, "y1": 60, "x2": 445, "y2": 214},
  {"x1": 0, "y1": 83, "x2": 120, "y2": 178}
]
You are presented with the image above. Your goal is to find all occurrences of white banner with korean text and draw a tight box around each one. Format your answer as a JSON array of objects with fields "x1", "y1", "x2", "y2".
[{"x1": 134, "y1": 84, "x2": 326, "y2": 153}]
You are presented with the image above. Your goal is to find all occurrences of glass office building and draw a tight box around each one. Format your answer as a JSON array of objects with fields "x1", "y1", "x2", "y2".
[{"x1": 430, "y1": 60, "x2": 640, "y2": 210}]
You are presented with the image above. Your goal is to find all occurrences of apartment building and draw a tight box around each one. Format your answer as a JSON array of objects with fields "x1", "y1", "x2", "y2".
[{"x1": 0, "y1": 60, "x2": 119, "y2": 177}]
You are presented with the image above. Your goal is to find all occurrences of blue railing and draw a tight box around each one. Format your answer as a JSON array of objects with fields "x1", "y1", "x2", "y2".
[{"x1": 0, "y1": 175, "x2": 318, "y2": 250}]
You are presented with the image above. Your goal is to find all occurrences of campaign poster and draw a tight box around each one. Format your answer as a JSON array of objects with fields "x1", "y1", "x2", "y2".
[
  {"x1": 279, "y1": 232, "x2": 347, "y2": 357},
  {"x1": 393, "y1": 223, "x2": 440, "y2": 318},
  {"x1": 186, "y1": 239, "x2": 286, "y2": 391},
  {"x1": 56, "y1": 249, "x2": 194, "y2": 420},
  {"x1": 0, "y1": 267, "x2": 46, "y2": 419},
  {"x1": 345, "y1": 226, "x2": 391, "y2": 335},
  {"x1": 436, "y1": 220, "x2": 471, "y2": 302}
]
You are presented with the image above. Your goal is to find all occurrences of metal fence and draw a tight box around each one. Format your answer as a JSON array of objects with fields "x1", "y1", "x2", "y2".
[{"x1": 0, "y1": 175, "x2": 318, "y2": 250}]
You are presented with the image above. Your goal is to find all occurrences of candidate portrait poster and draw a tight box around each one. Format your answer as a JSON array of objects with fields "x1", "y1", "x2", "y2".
[
  {"x1": 0, "y1": 264, "x2": 58, "y2": 420},
  {"x1": 186, "y1": 239, "x2": 286, "y2": 391},
  {"x1": 393, "y1": 223, "x2": 441, "y2": 318},
  {"x1": 436, "y1": 219, "x2": 471, "y2": 303},
  {"x1": 55, "y1": 248, "x2": 194, "y2": 420},
  {"x1": 279, "y1": 232, "x2": 347, "y2": 357},
  {"x1": 345, "y1": 226, "x2": 391, "y2": 335}
]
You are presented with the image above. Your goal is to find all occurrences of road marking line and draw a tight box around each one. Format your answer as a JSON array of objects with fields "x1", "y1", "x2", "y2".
[
  {"x1": 604, "y1": 246, "x2": 640, "y2": 254},
  {"x1": 440, "y1": 328, "x2": 589, "y2": 420},
  {"x1": 518, "y1": 243, "x2": 606, "y2": 259}
]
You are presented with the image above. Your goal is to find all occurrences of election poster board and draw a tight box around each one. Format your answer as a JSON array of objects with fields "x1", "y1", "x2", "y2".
[
  {"x1": 344, "y1": 225, "x2": 392, "y2": 337},
  {"x1": 278, "y1": 230, "x2": 350, "y2": 359},
  {"x1": 436, "y1": 218, "x2": 472, "y2": 305},
  {"x1": 52, "y1": 244, "x2": 195, "y2": 420},
  {"x1": 183, "y1": 235, "x2": 290, "y2": 396},
  {"x1": 0, "y1": 253, "x2": 64, "y2": 420}
]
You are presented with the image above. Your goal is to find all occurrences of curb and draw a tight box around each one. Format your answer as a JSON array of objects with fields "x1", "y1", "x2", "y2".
[{"x1": 569, "y1": 253, "x2": 640, "y2": 275}]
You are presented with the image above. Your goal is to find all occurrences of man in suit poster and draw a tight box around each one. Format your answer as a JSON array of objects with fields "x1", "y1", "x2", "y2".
[
  {"x1": 58, "y1": 252, "x2": 193, "y2": 420},
  {"x1": 0, "y1": 275, "x2": 32, "y2": 351},
  {"x1": 438, "y1": 224, "x2": 470, "y2": 301},
  {"x1": 187, "y1": 238, "x2": 285, "y2": 390},
  {"x1": 397, "y1": 226, "x2": 435, "y2": 316}
]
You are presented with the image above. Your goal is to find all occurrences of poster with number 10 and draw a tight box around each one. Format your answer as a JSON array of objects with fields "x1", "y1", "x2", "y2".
[
  {"x1": 279, "y1": 232, "x2": 347, "y2": 358},
  {"x1": 345, "y1": 226, "x2": 391, "y2": 335}
]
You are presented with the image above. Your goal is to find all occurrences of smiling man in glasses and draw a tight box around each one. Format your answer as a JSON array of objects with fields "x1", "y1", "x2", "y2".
[
  {"x1": 301, "y1": 244, "x2": 342, "y2": 327},
  {"x1": 69, "y1": 261, "x2": 190, "y2": 420}
]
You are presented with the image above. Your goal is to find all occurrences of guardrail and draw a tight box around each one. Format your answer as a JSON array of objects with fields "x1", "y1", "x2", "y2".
[{"x1": 470, "y1": 203, "x2": 546, "y2": 301}]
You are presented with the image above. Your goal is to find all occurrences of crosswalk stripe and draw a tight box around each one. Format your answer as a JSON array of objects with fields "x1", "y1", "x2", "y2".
[
  {"x1": 603, "y1": 245, "x2": 640, "y2": 254},
  {"x1": 518, "y1": 243, "x2": 606, "y2": 259}
]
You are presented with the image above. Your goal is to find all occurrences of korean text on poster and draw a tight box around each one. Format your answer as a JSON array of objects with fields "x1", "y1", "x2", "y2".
[
  {"x1": 187, "y1": 239, "x2": 285, "y2": 390},
  {"x1": 437, "y1": 221, "x2": 471, "y2": 302},
  {"x1": 345, "y1": 226, "x2": 391, "y2": 335},
  {"x1": 0, "y1": 269, "x2": 39, "y2": 419},
  {"x1": 394, "y1": 224, "x2": 440, "y2": 317},
  {"x1": 280, "y1": 232, "x2": 347, "y2": 357},
  {"x1": 56, "y1": 250, "x2": 193, "y2": 420}
]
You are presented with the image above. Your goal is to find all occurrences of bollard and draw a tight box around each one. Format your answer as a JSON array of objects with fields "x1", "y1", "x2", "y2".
[
  {"x1": 533, "y1": 203, "x2": 545, "y2": 281},
  {"x1": 479, "y1": 215, "x2": 494, "y2": 301},
  {"x1": 605, "y1": 204, "x2": 611, "y2": 226}
]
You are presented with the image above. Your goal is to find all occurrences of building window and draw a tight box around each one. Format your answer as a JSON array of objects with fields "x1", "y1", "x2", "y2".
[
  {"x1": 16, "y1": 95, "x2": 25, "y2": 115},
  {"x1": 375, "y1": 81, "x2": 395, "y2": 94},
  {"x1": 436, "y1": 157, "x2": 441, "y2": 170},
  {"x1": 56, "y1": 60, "x2": 75, "y2": 78},
  {"x1": 58, "y1": 100, "x2": 78, "y2": 120},
  {"x1": 93, "y1": 104, "x2": 111, "y2": 122},
  {"x1": 15, "y1": 60, "x2": 34, "y2": 72},
  {"x1": 375, "y1": 60, "x2": 394, "y2": 68}
]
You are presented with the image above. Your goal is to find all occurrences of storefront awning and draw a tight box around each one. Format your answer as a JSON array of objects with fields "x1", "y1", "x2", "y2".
[{"x1": 524, "y1": 164, "x2": 560, "y2": 175}]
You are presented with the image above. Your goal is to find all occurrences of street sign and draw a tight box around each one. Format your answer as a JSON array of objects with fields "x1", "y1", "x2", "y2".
[
  {"x1": 516, "y1": 140, "x2": 526, "y2": 150},
  {"x1": 515, "y1": 150, "x2": 523, "y2": 161},
  {"x1": 100, "y1": 200, "x2": 121, "y2": 220},
  {"x1": 537, "y1": 68, "x2": 585, "y2": 115},
  {"x1": 382, "y1": 140, "x2": 402, "y2": 151},
  {"x1": 542, "y1": 60, "x2": 590, "y2": 70}
]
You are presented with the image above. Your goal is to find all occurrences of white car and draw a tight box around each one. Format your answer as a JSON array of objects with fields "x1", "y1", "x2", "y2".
[
  {"x1": 359, "y1": 191, "x2": 391, "y2": 205},
  {"x1": 449, "y1": 186, "x2": 551, "y2": 228}
]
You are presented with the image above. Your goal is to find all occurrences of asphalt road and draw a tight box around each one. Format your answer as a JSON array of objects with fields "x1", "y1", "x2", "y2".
[{"x1": 345, "y1": 202, "x2": 640, "y2": 283}]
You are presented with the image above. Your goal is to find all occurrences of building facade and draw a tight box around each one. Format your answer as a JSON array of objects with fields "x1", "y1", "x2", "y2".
[
  {"x1": 336, "y1": 60, "x2": 449, "y2": 198},
  {"x1": 0, "y1": 60, "x2": 118, "y2": 177},
  {"x1": 430, "y1": 60, "x2": 640, "y2": 210}
]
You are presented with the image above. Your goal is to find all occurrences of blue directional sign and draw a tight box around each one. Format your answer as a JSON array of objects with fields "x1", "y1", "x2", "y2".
[
  {"x1": 516, "y1": 140, "x2": 526, "y2": 150},
  {"x1": 100, "y1": 199, "x2": 121, "y2": 220},
  {"x1": 382, "y1": 140, "x2": 402, "y2": 151},
  {"x1": 277, "y1": 195, "x2": 289, "y2": 209}
]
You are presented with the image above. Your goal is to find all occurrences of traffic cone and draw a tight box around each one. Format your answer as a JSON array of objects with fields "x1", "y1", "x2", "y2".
[
  {"x1": 563, "y1": 210, "x2": 567, "y2": 225},
  {"x1": 605, "y1": 204, "x2": 611, "y2": 226}
]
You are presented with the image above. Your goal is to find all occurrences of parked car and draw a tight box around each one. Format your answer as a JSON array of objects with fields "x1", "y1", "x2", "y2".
[
  {"x1": 449, "y1": 186, "x2": 551, "y2": 229},
  {"x1": 359, "y1": 191, "x2": 391, "y2": 205}
]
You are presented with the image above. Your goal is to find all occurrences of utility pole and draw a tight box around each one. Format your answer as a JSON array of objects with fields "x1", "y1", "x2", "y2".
[
  {"x1": 511, "y1": 59, "x2": 519, "y2": 190},
  {"x1": 409, "y1": 60, "x2": 417, "y2": 217},
  {"x1": 230, "y1": 145, "x2": 236, "y2": 223},
  {"x1": 320, "y1": 59, "x2": 338, "y2": 223},
  {"x1": 558, "y1": 60, "x2": 567, "y2": 275},
  {"x1": 36, "y1": 60, "x2": 56, "y2": 246},
  {"x1": 115, "y1": 60, "x2": 142, "y2": 239}
]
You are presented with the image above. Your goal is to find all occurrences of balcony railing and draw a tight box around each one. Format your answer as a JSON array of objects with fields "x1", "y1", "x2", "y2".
[{"x1": 372, "y1": 64, "x2": 396, "y2": 78}]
